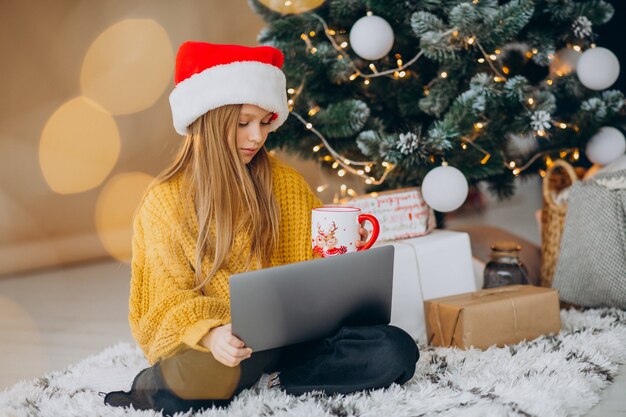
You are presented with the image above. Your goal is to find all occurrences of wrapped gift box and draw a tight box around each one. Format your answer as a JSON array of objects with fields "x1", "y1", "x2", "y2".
[
  {"x1": 375, "y1": 230, "x2": 478, "y2": 343},
  {"x1": 342, "y1": 187, "x2": 435, "y2": 241},
  {"x1": 424, "y1": 285, "x2": 561, "y2": 350}
]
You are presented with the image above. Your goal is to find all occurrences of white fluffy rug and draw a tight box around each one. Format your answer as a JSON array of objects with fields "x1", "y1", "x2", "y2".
[{"x1": 1, "y1": 308, "x2": 625, "y2": 417}]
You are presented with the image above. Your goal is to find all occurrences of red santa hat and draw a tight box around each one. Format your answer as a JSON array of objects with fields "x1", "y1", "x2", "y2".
[{"x1": 169, "y1": 42, "x2": 289, "y2": 136}]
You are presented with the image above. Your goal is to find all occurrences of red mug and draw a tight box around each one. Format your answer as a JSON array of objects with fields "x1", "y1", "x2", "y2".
[{"x1": 311, "y1": 206, "x2": 380, "y2": 258}]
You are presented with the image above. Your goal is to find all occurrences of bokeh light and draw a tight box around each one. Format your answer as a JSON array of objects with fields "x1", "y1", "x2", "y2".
[
  {"x1": 81, "y1": 19, "x2": 173, "y2": 115},
  {"x1": 258, "y1": 0, "x2": 326, "y2": 15},
  {"x1": 39, "y1": 96, "x2": 120, "y2": 194},
  {"x1": 95, "y1": 172, "x2": 154, "y2": 262}
]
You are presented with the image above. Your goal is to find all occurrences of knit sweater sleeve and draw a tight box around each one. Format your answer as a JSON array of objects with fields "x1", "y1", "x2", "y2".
[{"x1": 128, "y1": 188, "x2": 229, "y2": 364}]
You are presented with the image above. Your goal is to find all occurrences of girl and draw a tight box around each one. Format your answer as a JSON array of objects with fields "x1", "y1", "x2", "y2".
[{"x1": 104, "y1": 42, "x2": 418, "y2": 416}]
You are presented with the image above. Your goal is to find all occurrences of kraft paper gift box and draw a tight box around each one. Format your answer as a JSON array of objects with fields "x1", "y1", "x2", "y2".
[
  {"x1": 374, "y1": 230, "x2": 478, "y2": 344},
  {"x1": 424, "y1": 285, "x2": 561, "y2": 350}
]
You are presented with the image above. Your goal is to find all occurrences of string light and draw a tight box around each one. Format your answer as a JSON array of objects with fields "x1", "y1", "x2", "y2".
[
  {"x1": 305, "y1": 122, "x2": 313, "y2": 129},
  {"x1": 287, "y1": 88, "x2": 295, "y2": 94},
  {"x1": 559, "y1": 122, "x2": 567, "y2": 129},
  {"x1": 461, "y1": 142, "x2": 468, "y2": 150},
  {"x1": 369, "y1": 63, "x2": 378, "y2": 73},
  {"x1": 546, "y1": 79, "x2": 553, "y2": 85},
  {"x1": 478, "y1": 58, "x2": 485, "y2": 63},
  {"x1": 480, "y1": 154, "x2": 491, "y2": 164},
  {"x1": 467, "y1": 37, "x2": 475, "y2": 45},
  {"x1": 309, "y1": 31, "x2": 316, "y2": 37},
  {"x1": 308, "y1": 106, "x2": 320, "y2": 116},
  {"x1": 474, "y1": 122, "x2": 484, "y2": 129},
  {"x1": 573, "y1": 149, "x2": 580, "y2": 160},
  {"x1": 364, "y1": 79, "x2": 370, "y2": 85},
  {"x1": 489, "y1": 54, "x2": 497, "y2": 60},
  {"x1": 312, "y1": 145, "x2": 322, "y2": 152},
  {"x1": 316, "y1": 184, "x2": 328, "y2": 192},
  {"x1": 340, "y1": 41, "x2": 348, "y2": 48},
  {"x1": 337, "y1": 169, "x2": 346, "y2": 177},
  {"x1": 440, "y1": 71, "x2": 448, "y2": 78},
  {"x1": 332, "y1": 161, "x2": 339, "y2": 169},
  {"x1": 310, "y1": 47, "x2": 318, "y2": 54},
  {"x1": 573, "y1": 45, "x2": 582, "y2": 52},
  {"x1": 527, "y1": 97, "x2": 534, "y2": 105},
  {"x1": 509, "y1": 161, "x2": 516, "y2": 168},
  {"x1": 349, "y1": 73, "x2": 359, "y2": 81}
]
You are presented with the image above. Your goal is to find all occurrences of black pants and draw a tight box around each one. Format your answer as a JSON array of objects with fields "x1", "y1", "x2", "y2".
[{"x1": 104, "y1": 325, "x2": 419, "y2": 416}]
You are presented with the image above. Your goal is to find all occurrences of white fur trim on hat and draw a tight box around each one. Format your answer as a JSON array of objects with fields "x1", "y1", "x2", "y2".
[{"x1": 169, "y1": 61, "x2": 289, "y2": 135}]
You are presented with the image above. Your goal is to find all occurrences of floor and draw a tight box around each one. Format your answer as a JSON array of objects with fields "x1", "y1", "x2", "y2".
[{"x1": 0, "y1": 178, "x2": 624, "y2": 416}]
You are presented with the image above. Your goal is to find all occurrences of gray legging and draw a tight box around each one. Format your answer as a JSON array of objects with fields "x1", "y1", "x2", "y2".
[{"x1": 104, "y1": 325, "x2": 419, "y2": 416}]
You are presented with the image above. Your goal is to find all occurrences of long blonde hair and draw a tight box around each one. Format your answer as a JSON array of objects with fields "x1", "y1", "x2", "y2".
[{"x1": 143, "y1": 104, "x2": 280, "y2": 293}]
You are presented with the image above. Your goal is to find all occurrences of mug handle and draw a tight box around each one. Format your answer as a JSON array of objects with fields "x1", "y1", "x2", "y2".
[{"x1": 357, "y1": 213, "x2": 380, "y2": 251}]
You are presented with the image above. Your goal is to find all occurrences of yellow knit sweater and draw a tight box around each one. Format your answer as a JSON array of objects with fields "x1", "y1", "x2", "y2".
[{"x1": 129, "y1": 156, "x2": 322, "y2": 364}]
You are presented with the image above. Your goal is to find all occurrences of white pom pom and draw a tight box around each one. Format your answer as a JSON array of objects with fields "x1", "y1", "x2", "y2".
[
  {"x1": 421, "y1": 164, "x2": 469, "y2": 212},
  {"x1": 585, "y1": 126, "x2": 626, "y2": 165},
  {"x1": 349, "y1": 15, "x2": 394, "y2": 61},
  {"x1": 577, "y1": 47, "x2": 620, "y2": 90}
]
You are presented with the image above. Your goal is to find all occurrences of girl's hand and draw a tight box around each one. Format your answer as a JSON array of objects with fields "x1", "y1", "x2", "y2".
[
  {"x1": 201, "y1": 324, "x2": 252, "y2": 367},
  {"x1": 355, "y1": 221, "x2": 369, "y2": 248}
]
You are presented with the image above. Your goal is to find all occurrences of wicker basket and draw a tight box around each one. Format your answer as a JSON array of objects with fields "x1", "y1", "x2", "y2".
[{"x1": 539, "y1": 160, "x2": 585, "y2": 288}]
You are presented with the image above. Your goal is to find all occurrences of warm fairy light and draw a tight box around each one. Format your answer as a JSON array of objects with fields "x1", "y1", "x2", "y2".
[
  {"x1": 452, "y1": 30, "x2": 459, "y2": 37},
  {"x1": 344, "y1": 159, "x2": 351, "y2": 165},
  {"x1": 590, "y1": 43, "x2": 596, "y2": 48},
  {"x1": 526, "y1": 52, "x2": 533, "y2": 58},
  {"x1": 537, "y1": 130, "x2": 545, "y2": 137},
  {"x1": 349, "y1": 73, "x2": 358, "y2": 81},
  {"x1": 539, "y1": 169, "x2": 546, "y2": 177},
  {"x1": 467, "y1": 37, "x2": 475, "y2": 45},
  {"x1": 357, "y1": 169, "x2": 364, "y2": 175},
  {"x1": 363, "y1": 79, "x2": 370, "y2": 85},
  {"x1": 332, "y1": 161, "x2": 339, "y2": 169},
  {"x1": 513, "y1": 168, "x2": 521, "y2": 176},
  {"x1": 461, "y1": 142, "x2": 468, "y2": 150},
  {"x1": 399, "y1": 71, "x2": 406, "y2": 77},
  {"x1": 474, "y1": 122, "x2": 484, "y2": 129},
  {"x1": 337, "y1": 169, "x2": 346, "y2": 177},
  {"x1": 309, "y1": 31, "x2": 316, "y2": 37},
  {"x1": 310, "y1": 47, "x2": 318, "y2": 54},
  {"x1": 547, "y1": 53, "x2": 554, "y2": 60},
  {"x1": 527, "y1": 98, "x2": 534, "y2": 105},
  {"x1": 316, "y1": 184, "x2": 328, "y2": 192},
  {"x1": 340, "y1": 184, "x2": 347, "y2": 191},
  {"x1": 366, "y1": 11, "x2": 373, "y2": 16},
  {"x1": 489, "y1": 54, "x2": 497, "y2": 61},
  {"x1": 480, "y1": 154, "x2": 491, "y2": 164},
  {"x1": 546, "y1": 79, "x2": 553, "y2": 85},
  {"x1": 327, "y1": 29, "x2": 336, "y2": 35},
  {"x1": 393, "y1": 71, "x2": 400, "y2": 79},
  {"x1": 545, "y1": 156, "x2": 553, "y2": 167},
  {"x1": 472, "y1": 0, "x2": 479, "y2": 4},
  {"x1": 560, "y1": 151, "x2": 567, "y2": 158},
  {"x1": 340, "y1": 41, "x2": 348, "y2": 48},
  {"x1": 369, "y1": 63, "x2": 378, "y2": 72},
  {"x1": 509, "y1": 161, "x2": 516, "y2": 168},
  {"x1": 502, "y1": 66, "x2": 510, "y2": 74},
  {"x1": 493, "y1": 76, "x2": 504, "y2": 82},
  {"x1": 288, "y1": 99, "x2": 294, "y2": 105},
  {"x1": 364, "y1": 165, "x2": 371, "y2": 173},
  {"x1": 382, "y1": 161, "x2": 390, "y2": 167},
  {"x1": 347, "y1": 188, "x2": 357, "y2": 197},
  {"x1": 300, "y1": 34, "x2": 308, "y2": 40},
  {"x1": 308, "y1": 106, "x2": 320, "y2": 116},
  {"x1": 494, "y1": 49, "x2": 501, "y2": 55},
  {"x1": 365, "y1": 178, "x2": 372, "y2": 184},
  {"x1": 337, "y1": 54, "x2": 343, "y2": 60},
  {"x1": 440, "y1": 71, "x2": 448, "y2": 78},
  {"x1": 287, "y1": 88, "x2": 295, "y2": 94},
  {"x1": 423, "y1": 88, "x2": 430, "y2": 96},
  {"x1": 573, "y1": 45, "x2": 582, "y2": 52},
  {"x1": 573, "y1": 149, "x2": 580, "y2": 160},
  {"x1": 532, "y1": 48, "x2": 539, "y2": 54},
  {"x1": 313, "y1": 145, "x2": 321, "y2": 152},
  {"x1": 478, "y1": 57, "x2": 485, "y2": 63},
  {"x1": 284, "y1": 0, "x2": 292, "y2": 6},
  {"x1": 323, "y1": 155, "x2": 333, "y2": 161},
  {"x1": 306, "y1": 123, "x2": 313, "y2": 129},
  {"x1": 397, "y1": 58, "x2": 403, "y2": 66},
  {"x1": 559, "y1": 123, "x2": 567, "y2": 129}
]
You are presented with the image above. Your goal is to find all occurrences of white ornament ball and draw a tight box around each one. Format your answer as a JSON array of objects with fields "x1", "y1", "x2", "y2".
[
  {"x1": 576, "y1": 47, "x2": 620, "y2": 90},
  {"x1": 349, "y1": 15, "x2": 394, "y2": 61},
  {"x1": 585, "y1": 126, "x2": 626, "y2": 165},
  {"x1": 421, "y1": 165, "x2": 469, "y2": 212}
]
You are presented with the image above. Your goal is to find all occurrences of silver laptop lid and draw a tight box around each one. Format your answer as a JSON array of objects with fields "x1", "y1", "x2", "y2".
[{"x1": 230, "y1": 245, "x2": 394, "y2": 351}]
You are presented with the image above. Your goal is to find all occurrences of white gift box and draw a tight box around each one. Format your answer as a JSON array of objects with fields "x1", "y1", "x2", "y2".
[{"x1": 374, "y1": 230, "x2": 478, "y2": 343}]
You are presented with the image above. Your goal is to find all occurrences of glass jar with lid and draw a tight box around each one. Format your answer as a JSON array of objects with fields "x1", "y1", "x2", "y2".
[{"x1": 483, "y1": 240, "x2": 530, "y2": 289}]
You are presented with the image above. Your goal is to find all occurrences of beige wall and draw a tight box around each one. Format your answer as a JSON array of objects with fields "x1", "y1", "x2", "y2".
[{"x1": 0, "y1": 0, "x2": 362, "y2": 276}]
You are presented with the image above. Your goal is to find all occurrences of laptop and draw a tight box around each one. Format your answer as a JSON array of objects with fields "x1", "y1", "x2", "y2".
[{"x1": 229, "y1": 245, "x2": 394, "y2": 352}]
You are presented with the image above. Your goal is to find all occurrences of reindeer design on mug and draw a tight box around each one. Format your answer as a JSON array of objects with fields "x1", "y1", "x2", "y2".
[{"x1": 312, "y1": 221, "x2": 348, "y2": 258}]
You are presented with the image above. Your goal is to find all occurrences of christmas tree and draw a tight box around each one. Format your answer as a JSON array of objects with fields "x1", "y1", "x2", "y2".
[{"x1": 250, "y1": 0, "x2": 625, "y2": 209}]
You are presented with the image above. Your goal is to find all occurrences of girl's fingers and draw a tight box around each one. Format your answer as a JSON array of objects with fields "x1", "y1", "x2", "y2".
[
  {"x1": 221, "y1": 340, "x2": 252, "y2": 359},
  {"x1": 213, "y1": 345, "x2": 241, "y2": 367}
]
